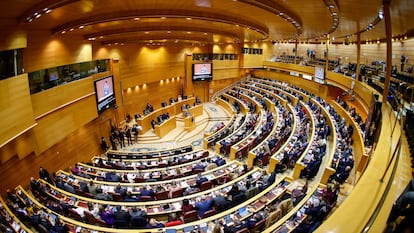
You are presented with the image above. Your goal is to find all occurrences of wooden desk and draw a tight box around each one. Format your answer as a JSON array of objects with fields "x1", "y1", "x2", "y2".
[
  {"x1": 154, "y1": 116, "x2": 176, "y2": 137},
  {"x1": 189, "y1": 104, "x2": 203, "y2": 117},
  {"x1": 137, "y1": 97, "x2": 195, "y2": 134}
]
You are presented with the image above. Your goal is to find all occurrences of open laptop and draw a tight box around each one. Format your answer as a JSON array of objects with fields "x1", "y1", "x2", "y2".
[
  {"x1": 238, "y1": 206, "x2": 249, "y2": 218},
  {"x1": 183, "y1": 226, "x2": 195, "y2": 233},
  {"x1": 166, "y1": 229, "x2": 176, "y2": 233},
  {"x1": 223, "y1": 215, "x2": 233, "y2": 226}
]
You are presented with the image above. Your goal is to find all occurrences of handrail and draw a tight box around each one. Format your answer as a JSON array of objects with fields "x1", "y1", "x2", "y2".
[{"x1": 361, "y1": 110, "x2": 403, "y2": 233}]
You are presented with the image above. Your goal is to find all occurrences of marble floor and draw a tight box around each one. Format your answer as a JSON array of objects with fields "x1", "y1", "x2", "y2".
[{"x1": 118, "y1": 102, "x2": 232, "y2": 152}]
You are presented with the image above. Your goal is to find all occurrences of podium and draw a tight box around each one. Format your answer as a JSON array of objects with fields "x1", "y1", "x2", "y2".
[{"x1": 184, "y1": 115, "x2": 196, "y2": 132}]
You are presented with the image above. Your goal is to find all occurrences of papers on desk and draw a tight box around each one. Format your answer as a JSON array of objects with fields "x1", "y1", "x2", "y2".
[
  {"x1": 252, "y1": 171, "x2": 261, "y2": 180},
  {"x1": 180, "y1": 181, "x2": 189, "y2": 188},
  {"x1": 172, "y1": 202, "x2": 181, "y2": 210}
]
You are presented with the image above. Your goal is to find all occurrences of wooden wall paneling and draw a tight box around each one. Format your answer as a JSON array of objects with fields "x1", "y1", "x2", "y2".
[
  {"x1": 213, "y1": 60, "x2": 239, "y2": 69},
  {"x1": 94, "y1": 44, "x2": 192, "y2": 85},
  {"x1": 24, "y1": 30, "x2": 92, "y2": 72},
  {"x1": 213, "y1": 68, "x2": 242, "y2": 81},
  {"x1": 122, "y1": 79, "x2": 182, "y2": 117},
  {"x1": 32, "y1": 95, "x2": 98, "y2": 154},
  {"x1": 241, "y1": 54, "x2": 265, "y2": 68},
  {"x1": 192, "y1": 81, "x2": 209, "y2": 102},
  {"x1": 31, "y1": 77, "x2": 95, "y2": 118},
  {"x1": 0, "y1": 118, "x2": 103, "y2": 196},
  {"x1": 0, "y1": 29, "x2": 27, "y2": 51},
  {"x1": 0, "y1": 74, "x2": 36, "y2": 148}
]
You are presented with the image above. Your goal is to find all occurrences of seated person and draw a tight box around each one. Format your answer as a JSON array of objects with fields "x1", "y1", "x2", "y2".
[
  {"x1": 182, "y1": 199, "x2": 194, "y2": 214},
  {"x1": 113, "y1": 206, "x2": 131, "y2": 229},
  {"x1": 195, "y1": 195, "x2": 213, "y2": 218},
  {"x1": 195, "y1": 173, "x2": 208, "y2": 188},
  {"x1": 212, "y1": 191, "x2": 231, "y2": 212},
  {"x1": 140, "y1": 186, "x2": 155, "y2": 198},
  {"x1": 165, "y1": 213, "x2": 182, "y2": 227},
  {"x1": 223, "y1": 218, "x2": 246, "y2": 233},
  {"x1": 246, "y1": 213, "x2": 264, "y2": 229},
  {"x1": 146, "y1": 218, "x2": 165, "y2": 228}
]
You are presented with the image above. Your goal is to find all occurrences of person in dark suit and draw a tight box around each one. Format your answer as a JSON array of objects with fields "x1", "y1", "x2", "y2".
[
  {"x1": 39, "y1": 167, "x2": 52, "y2": 184},
  {"x1": 113, "y1": 206, "x2": 130, "y2": 229},
  {"x1": 100, "y1": 137, "x2": 109, "y2": 152},
  {"x1": 212, "y1": 191, "x2": 231, "y2": 212},
  {"x1": 195, "y1": 173, "x2": 208, "y2": 188},
  {"x1": 114, "y1": 184, "x2": 127, "y2": 197},
  {"x1": 223, "y1": 218, "x2": 246, "y2": 233},
  {"x1": 140, "y1": 186, "x2": 155, "y2": 198},
  {"x1": 246, "y1": 213, "x2": 263, "y2": 230}
]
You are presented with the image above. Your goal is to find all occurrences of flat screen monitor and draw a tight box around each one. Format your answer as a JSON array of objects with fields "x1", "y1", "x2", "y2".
[
  {"x1": 192, "y1": 63, "x2": 213, "y2": 81},
  {"x1": 183, "y1": 226, "x2": 195, "y2": 233},
  {"x1": 94, "y1": 75, "x2": 116, "y2": 114}
]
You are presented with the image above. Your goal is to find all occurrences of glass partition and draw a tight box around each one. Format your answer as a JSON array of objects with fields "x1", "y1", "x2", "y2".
[{"x1": 28, "y1": 59, "x2": 109, "y2": 94}]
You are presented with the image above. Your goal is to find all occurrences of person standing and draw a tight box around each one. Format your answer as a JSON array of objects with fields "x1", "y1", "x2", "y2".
[
  {"x1": 39, "y1": 167, "x2": 52, "y2": 184},
  {"x1": 118, "y1": 128, "x2": 125, "y2": 148},
  {"x1": 100, "y1": 137, "x2": 109, "y2": 152},
  {"x1": 109, "y1": 134, "x2": 117, "y2": 150},
  {"x1": 125, "y1": 127, "x2": 132, "y2": 146}
]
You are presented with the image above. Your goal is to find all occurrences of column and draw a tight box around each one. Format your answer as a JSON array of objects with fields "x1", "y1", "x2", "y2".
[{"x1": 382, "y1": 0, "x2": 392, "y2": 102}]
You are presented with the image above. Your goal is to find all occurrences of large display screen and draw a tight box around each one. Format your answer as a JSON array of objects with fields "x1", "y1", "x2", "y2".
[
  {"x1": 314, "y1": 66, "x2": 325, "y2": 84},
  {"x1": 94, "y1": 75, "x2": 116, "y2": 114},
  {"x1": 192, "y1": 63, "x2": 213, "y2": 81}
]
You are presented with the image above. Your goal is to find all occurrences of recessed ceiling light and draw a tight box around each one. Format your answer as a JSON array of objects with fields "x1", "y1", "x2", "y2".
[
  {"x1": 61, "y1": 31, "x2": 66, "y2": 34},
  {"x1": 79, "y1": 25, "x2": 84, "y2": 29},
  {"x1": 161, "y1": 17, "x2": 166, "y2": 19},
  {"x1": 186, "y1": 17, "x2": 192, "y2": 20},
  {"x1": 134, "y1": 17, "x2": 140, "y2": 21},
  {"x1": 69, "y1": 28, "x2": 74, "y2": 31},
  {"x1": 187, "y1": 31, "x2": 191, "y2": 34},
  {"x1": 145, "y1": 31, "x2": 149, "y2": 34},
  {"x1": 167, "y1": 31, "x2": 171, "y2": 34}
]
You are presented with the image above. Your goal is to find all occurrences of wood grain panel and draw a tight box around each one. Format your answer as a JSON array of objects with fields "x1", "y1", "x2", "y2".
[
  {"x1": 31, "y1": 77, "x2": 95, "y2": 118},
  {"x1": 0, "y1": 74, "x2": 36, "y2": 148},
  {"x1": 32, "y1": 95, "x2": 98, "y2": 154},
  {"x1": 93, "y1": 43, "x2": 196, "y2": 86},
  {"x1": 241, "y1": 54, "x2": 265, "y2": 68},
  {"x1": 122, "y1": 79, "x2": 182, "y2": 117},
  {"x1": 0, "y1": 29, "x2": 27, "y2": 51},
  {"x1": 24, "y1": 30, "x2": 92, "y2": 72},
  {"x1": 0, "y1": 112, "x2": 107, "y2": 195}
]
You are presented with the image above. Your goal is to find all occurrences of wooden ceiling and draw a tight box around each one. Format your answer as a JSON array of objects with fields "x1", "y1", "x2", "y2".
[{"x1": 1, "y1": 0, "x2": 413, "y2": 45}]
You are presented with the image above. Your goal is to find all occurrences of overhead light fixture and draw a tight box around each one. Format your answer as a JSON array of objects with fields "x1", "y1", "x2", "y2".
[{"x1": 44, "y1": 8, "x2": 52, "y2": 14}]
